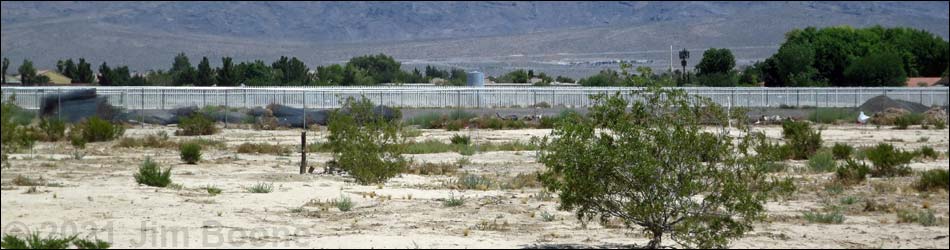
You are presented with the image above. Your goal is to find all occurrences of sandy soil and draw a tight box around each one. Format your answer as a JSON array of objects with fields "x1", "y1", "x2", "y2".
[{"x1": 1, "y1": 124, "x2": 948, "y2": 249}]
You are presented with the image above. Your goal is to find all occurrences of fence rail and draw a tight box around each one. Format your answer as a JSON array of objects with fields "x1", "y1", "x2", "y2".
[{"x1": 2, "y1": 86, "x2": 948, "y2": 110}]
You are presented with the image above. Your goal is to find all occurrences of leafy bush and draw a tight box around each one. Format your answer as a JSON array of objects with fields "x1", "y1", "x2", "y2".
[
  {"x1": 72, "y1": 239, "x2": 111, "y2": 249},
  {"x1": 204, "y1": 185, "x2": 223, "y2": 196},
  {"x1": 832, "y1": 143, "x2": 854, "y2": 160},
  {"x1": 134, "y1": 157, "x2": 172, "y2": 188},
  {"x1": 2, "y1": 102, "x2": 35, "y2": 154},
  {"x1": 835, "y1": 159, "x2": 871, "y2": 185},
  {"x1": 865, "y1": 143, "x2": 914, "y2": 177},
  {"x1": 782, "y1": 120, "x2": 823, "y2": 160},
  {"x1": 807, "y1": 150, "x2": 837, "y2": 173},
  {"x1": 332, "y1": 195, "x2": 354, "y2": 212},
  {"x1": 538, "y1": 88, "x2": 780, "y2": 249},
  {"x1": 175, "y1": 113, "x2": 218, "y2": 136},
  {"x1": 245, "y1": 182, "x2": 274, "y2": 194},
  {"x1": 38, "y1": 118, "x2": 66, "y2": 142},
  {"x1": 933, "y1": 120, "x2": 947, "y2": 130},
  {"x1": 179, "y1": 142, "x2": 202, "y2": 164},
  {"x1": 914, "y1": 169, "x2": 949, "y2": 192},
  {"x1": 450, "y1": 134, "x2": 471, "y2": 145},
  {"x1": 328, "y1": 96, "x2": 408, "y2": 185},
  {"x1": 71, "y1": 117, "x2": 124, "y2": 143}
]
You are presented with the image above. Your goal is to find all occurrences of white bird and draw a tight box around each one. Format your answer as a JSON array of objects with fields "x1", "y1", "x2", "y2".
[{"x1": 857, "y1": 112, "x2": 871, "y2": 124}]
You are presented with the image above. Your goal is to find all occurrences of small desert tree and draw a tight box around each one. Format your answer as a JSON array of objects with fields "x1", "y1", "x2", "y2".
[
  {"x1": 327, "y1": 96, "x2": 408, "y2": 185},
  {"x1": 539, "y1": 87, "x2": 779, "y2": 248}
]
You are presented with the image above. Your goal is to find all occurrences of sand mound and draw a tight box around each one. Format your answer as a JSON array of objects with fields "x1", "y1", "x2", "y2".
[
  {"x1": 858, "y1": 95, "x2": 930, "y2": 114},
  {"x1": 923, "y1": 107, "x2": 948, "y2": 125},
  {"x1": 870, "y1": 108, "x2": 910, "y2": 126}
]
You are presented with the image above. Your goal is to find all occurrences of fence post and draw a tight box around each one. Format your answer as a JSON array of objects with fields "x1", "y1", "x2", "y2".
[
  {"x1": 203, "y1": 90, "x2": 207, "y2": 107},
  {"x1": 796, "y1": 89, "x2": 800, "y2": 107},
  {"x1": 141, "y1": 88, "x2": 145, "y2": 128},
  {"x1": 244, "y1": 89, "x2": 248, "y2": 109},
  {"x1": 161, "y1": 89, "x2": 166, "y2": 110},
  {"x1": 303, "y1": 91, "x2": 308, "y2": 129},
  {"x1": 300, "y1": 131, "x2": 307, "y2": 175},
  {"x1": 57, "y1": 88, "x2": 62, "y2": 121},
  {"x1": 224, "y1": 89, "x2": 229, "y2": 129}
]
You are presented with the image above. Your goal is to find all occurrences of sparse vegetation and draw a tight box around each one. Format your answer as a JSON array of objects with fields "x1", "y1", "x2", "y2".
[
  {"x1": 175, "y1": 113, "x2": 218, "y2": 136},
  {"x1": 915, "y1": 146, "x2": 938, "y2": 160},
  {"x1": 236, "y1": 143, "x2": 291, "y2": 155},
  {"x1": 179, "y1": 142, "x2": 202, "y2": 164},
  {"x1": 897, "y1": 209, "x2": 938, "y2": 227},
  {"x1": 808, "y1": 108, "x2": 856, "y2": 124},
  {"x1": 893, "y1": 113, "x2": 924, "y2": 130},
  {"x1": 245, "y1": 182, "x2": 274, "y2": 193},
  {"x1": 134, "y1": 157, "x2": 172, "y2": 188},
  {"x1": 38, "y1": 118, "x2": 66, "y2": 142},
  {"x1": 802, "y1": 208, "x2": 845, "y2": 224},
  {"x1": 443, "y1": 193, "x2": 466, "y2": 207},
  {"x1": 332, "y1": 195, "x2": 354, "y2": 212},
  {"x1": 204, "y1": 185, "x2": 223, "y2": 196},
  {"x1": 1, "y1": 232, "x2": 111, "y2": 249},
  {"x1": 807, "y1": 150, "x2": 837, "y2": 173},
  {"x1": 116, "y1": 132, "x2": 175, "y2": 149},
  {"x1": 71, "y1": 117, "x2": 125, "y2": 143}
]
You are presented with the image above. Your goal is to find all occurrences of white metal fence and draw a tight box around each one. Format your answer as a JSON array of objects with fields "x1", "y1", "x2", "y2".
[{"x1": 1, "y1": 86, "x2": 948, "y2": 110}]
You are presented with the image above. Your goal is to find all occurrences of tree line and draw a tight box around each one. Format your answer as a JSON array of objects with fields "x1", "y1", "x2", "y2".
[{"x1": 2, "y1": 26, "x2": 947, "y2": 87}]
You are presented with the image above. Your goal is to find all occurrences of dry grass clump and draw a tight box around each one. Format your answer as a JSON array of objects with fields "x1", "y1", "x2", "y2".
[{"x1": 236, "y1": 143, "x2": 292, "y2": 156}]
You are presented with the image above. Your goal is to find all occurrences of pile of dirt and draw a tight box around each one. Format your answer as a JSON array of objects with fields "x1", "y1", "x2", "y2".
[
  {"x1": 858, "y1": 95, "x2": 930, "y2": 114},
  {"x1": 923, "y1": 107, "x2": 948, "y2": 125},
  {"x1": 869, "y1": 108, "x2": 910, "y2": 125}
]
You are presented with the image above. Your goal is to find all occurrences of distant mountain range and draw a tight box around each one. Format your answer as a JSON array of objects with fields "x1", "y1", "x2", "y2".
[{"x1": 2, "y1": 1, "x2": 948, "y2": 78}]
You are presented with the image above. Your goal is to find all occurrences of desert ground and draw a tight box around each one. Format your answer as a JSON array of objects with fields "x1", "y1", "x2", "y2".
[{"x1": 1, "y1": 124, "x2": 948, "y2": 249}]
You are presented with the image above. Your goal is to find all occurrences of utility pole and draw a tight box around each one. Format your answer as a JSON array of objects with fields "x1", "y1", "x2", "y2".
[
  {"x1": 669, "y1": 45, "x2": 674, "y2": 73},
  {"x1": 679, "y1": 48, "x2": 690, "y2": 85}
]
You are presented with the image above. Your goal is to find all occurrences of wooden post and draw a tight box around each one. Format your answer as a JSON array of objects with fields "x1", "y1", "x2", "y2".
[{"x1": 300, "y1": 131, "x2": 307, "y2": 175}]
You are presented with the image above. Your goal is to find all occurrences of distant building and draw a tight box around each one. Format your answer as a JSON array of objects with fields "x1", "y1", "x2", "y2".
[
  {"x1": 906, "y1": 77, "x2": 942, "y2": 87},
  {"x1": 37, "y1": 70, "x2": 72, "y2": 85},
  {"x1": 2, "y1": 75, "x2": 21, "y2": 85}
]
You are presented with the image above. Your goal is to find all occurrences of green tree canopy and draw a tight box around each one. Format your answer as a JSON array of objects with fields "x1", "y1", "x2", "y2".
[
  {"x1": 18, "y1": 59, "x2": 37, "y2": 85},
  {"x1": 196, "y1": 57, "x2": 215, "y2": 86},
  {"x1": 696, "y1": 48, "x2": 736, "y2": 75},
  {"x1": 763, "y1": 25, "x2": 949, "y2": 87},
  {"x1": 843, "y1": 50, "x2": 907, "y2": 87},
  {"x1": 216, "y1": 57, "x2": 238, "y2": 86}
]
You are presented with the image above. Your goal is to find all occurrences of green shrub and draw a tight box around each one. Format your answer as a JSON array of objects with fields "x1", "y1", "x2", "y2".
[
  {"x1": 443, "y1": 193, "x2": 466, "y2": 207},
  {"x1": 134, "y1": 157, "x2": 172, "y2": 188},
  {"x1": 175, "y1": 113, "x2": 218, "y2": 136},
  {"x1": 333, "y1": 195, "x2": 354, "y2": 212},
  {"x1": 782, "y1": 120, "x2": 823, "y2": 160},
  {"x1": 38, "y1": 118, "x2": 66, "y2": 141},
  {"x1": 71, "y1": 117, "x2": 124, "y2": 143},
  {"x1": 865, "y1": 143, "x2": 914, "y2": 177},
  {"x1": 245, "y1": 182, "x2": 274, "y2": 194},
  {"x1": 450, "y1": 134, "x2": 471, "y2": 145},
  {"x1": 836, "y1": 159, "x2": 871, "y2": 185},
  {"x1": 914, "y1": 169, "x2": 949, "y2": 192},
  {"x1": 915, "y1": 146, "x2": 938, "y2": 160},
  {"x1": 894, "y1": 113, "x2": 924, "y2": 130},
  {"x1": 933, "y1": 120, "x2": 947, "y2": 130},
  {"x1": 832, "y1": 143, "x2": 854, "y2": 160},
  {"x1": 179, "y1": 142, "x2": 202, "y2": 164},
  {"x1": 897, "y1": 209, "x2": 938, "y2": 227},
  {"x1": 538, "y1": 88, "x2": 780, "y2": 249},
  {"x1": 807, "y1": 150, "x2": 837, "y2": 173},
  {"x1": 540, "y1": 211, "x2": 556, "y2": 222},
  {"x1": 328, "y1": 96, "x2": 408, "y2": 185}
]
